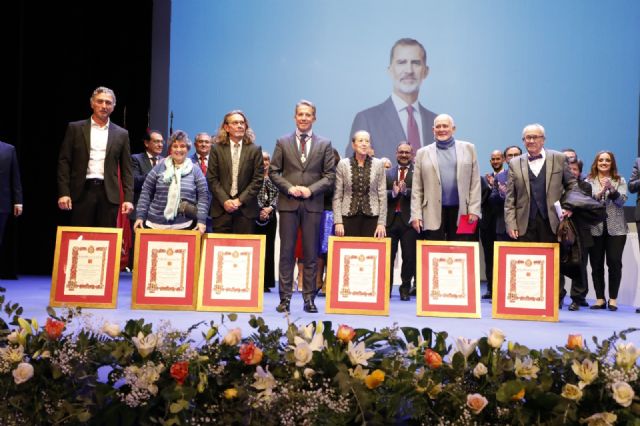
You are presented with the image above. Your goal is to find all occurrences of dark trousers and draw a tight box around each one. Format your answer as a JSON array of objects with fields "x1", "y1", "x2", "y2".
[
  {"x1": 589, "y1": 230, "x2": 626, "y2": 300},
  {"x1": 255, "y1": 215, "x2": 277, "y2": 289},
  {"x1": 422, "y1": 206, "x2": 477, "y2": 242},
  {"x1": 212, "y1": 211, "x2": 255, "y2": 234},
  {"x1": 479, "y1": 218, "x2": 497, "y2": 292},
  {"x1": 387, "y1": 213, "x2": 417, "y2": 292},
  {"x1": 343, "y1": 214, "x2": 378, "y2": 237},
  {"x1": 278, "y1": 207, "x2": 322, "y2": 300},
  {"x1": 71, "y1": 181, "x2": 119, "y2": 227},
  {"x1": 561, "y1": 247, "x2": 589, "y2": 303}
]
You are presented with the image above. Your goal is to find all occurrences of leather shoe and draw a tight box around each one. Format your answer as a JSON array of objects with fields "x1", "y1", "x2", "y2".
[
  {"x1": 579, "y1": 301, "x2": 589, "y2": 307},
  {"x1": 409, "y1": 286, "x2": 417, "y2": 296},
  {"x1": 276, "y1": 299, "x2": 290, "y2": 313},
  {"x1": 568, "y1": 302, "x2": 579, "y2": 311},
  {"x1": 636, "y1": 308, "x2": 640, "y2": 313},
  {"x1": 303, "y1": 299, "x2": 318, "y2": 313},
  {"x1": 590, "y1": 302, "x2": 606, "y2": 310},
  {"x1": 607, "y1": 302, "x2": 618, "y2": 312},
  {"x1": 481, "y1": 292, "x2": 492, "y2": 300},
  {"x1": 399, "y1": 288, "x2": 410, "y2": 301}
]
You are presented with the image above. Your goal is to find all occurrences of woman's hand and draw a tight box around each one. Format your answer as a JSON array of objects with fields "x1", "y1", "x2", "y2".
[
  {"x1": 133, "y1": 219, "x2": 143, "y2": 229},
  {"x1": 196, "y1": 223, "x2": 206, "y2": 234},
  {"x1": 374, "y1": 224, "x2": 386, "y2": 238},
  {"x1": 334, "y1": 224, "x2": 345, "y2": 237}
]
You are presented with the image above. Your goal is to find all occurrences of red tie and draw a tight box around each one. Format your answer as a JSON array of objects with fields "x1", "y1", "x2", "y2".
[
  {"x1": 406, "y1": 105, "x2": 420, "y2": 153},
  {"x1": 200, "y1": 156, "x2": 207, "y2": 174},
  {"x1": 395, "y1": 167, "x2": 407, "y2": 212}
]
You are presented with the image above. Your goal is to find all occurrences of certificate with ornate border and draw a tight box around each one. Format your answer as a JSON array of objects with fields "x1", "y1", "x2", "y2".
[
  {"x1": 132, "y1": 229, "x2": 201, "y2": 310},
  {"x1": 492, "y1": 242, "x2": 559, "y2": 322},
  {"x1": 196, "y1": 233, "x2": 265, "y2": 312},
  {"x1": 325, "y1": 236, "x2": 390, "y2": 315},
  {"x1": 416, "y1": 241, "x2": 481, "y2": 318},
  {"x1": 50, "y1": 226, "x2": 122, "y2": 308}
]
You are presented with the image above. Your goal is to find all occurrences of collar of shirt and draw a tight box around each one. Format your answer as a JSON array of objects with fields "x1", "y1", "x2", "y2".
[
  {"x1": 391, "y1": 93, "x2": 419, "y2": 114},
  {"x1": 296, "y1": 130, "x2": 313, "y2": 139},
  {"x1": 528, "y1": 149, "x2": 546, "y2": 163},
  {"x1": 527, "y1": 149, "x2": 546, "y2": 177},
  {"x1": 90, "y1": 117, "x2": 110, "y2": 130}
]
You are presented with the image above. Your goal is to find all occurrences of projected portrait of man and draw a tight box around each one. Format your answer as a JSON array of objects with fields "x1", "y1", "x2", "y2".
[{"x1": 348, "y1": 38, "x2": 437, "y2": 162}]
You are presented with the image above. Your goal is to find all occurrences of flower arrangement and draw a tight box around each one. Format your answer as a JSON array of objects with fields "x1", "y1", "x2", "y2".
[{"x1": 0, "y1": 285, "x2": 639, "y2": 425}]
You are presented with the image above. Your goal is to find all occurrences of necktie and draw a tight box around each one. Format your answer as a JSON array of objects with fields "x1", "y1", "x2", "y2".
[
  {"x1": 300, "y1": 133, "x2": 308, "y2": 162},
  {"x1": 528, "y1": 154, "x2": 543, "y2": 161},
  {"x1": 151, "y1": 156, "x2": 157, "y2": 167},
  {"x1": 395, "y1": 167, "x2": 407, "y2": 212},
  {"x1": 231, "y1": 143, "x2": 240, "y2": 197},
  {"x1": 406, "y1": 105, "x2": 420, "y2": 154},
  {"x1": 200, "y1": 156, "x2": 207, "y2": 174}
]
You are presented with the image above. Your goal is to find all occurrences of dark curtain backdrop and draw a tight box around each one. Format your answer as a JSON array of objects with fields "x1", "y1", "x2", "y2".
[{"x1": 0, "y1": 1, "x2": 154, "y2": 275}]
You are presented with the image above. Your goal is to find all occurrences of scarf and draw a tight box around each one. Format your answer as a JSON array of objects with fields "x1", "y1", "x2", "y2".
[{"x1": 162, "y1": 157, "x2": 193, "y2": 221}]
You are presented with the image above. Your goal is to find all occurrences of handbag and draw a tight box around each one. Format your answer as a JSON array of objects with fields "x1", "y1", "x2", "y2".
[{"x1": 178, "y1": 199, "x2": 198, "y2": 219}]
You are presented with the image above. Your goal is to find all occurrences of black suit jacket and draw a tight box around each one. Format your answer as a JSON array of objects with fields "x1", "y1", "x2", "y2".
[
  {"x1": 628, "y1": 157, "x2": 640, "y2": 221},
  {"x1": 57, "y1": 119, "x2": 133, "y2": 204},
  {"x1": 132, "y1": 152, "x2": 163, "y2": 205},
  {"x1": 207, "y1": 138, "x2": 263, "y2": 219},
  {"x1": 0, "y1": 141, "x2": 23, "y2": 214},
  {"x1": 386, "y1": 164, "x2": 413, "y2": 226}
]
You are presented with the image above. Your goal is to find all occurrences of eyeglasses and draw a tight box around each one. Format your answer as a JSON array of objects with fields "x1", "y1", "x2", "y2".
[{"x1": 522, "y1": 135, "x2": 544, "y2": 141}]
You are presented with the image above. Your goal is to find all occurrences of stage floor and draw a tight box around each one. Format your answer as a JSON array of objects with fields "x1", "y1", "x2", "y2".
[{"x1": 2, "y1": 274, "x2": 638, "y2": 350}]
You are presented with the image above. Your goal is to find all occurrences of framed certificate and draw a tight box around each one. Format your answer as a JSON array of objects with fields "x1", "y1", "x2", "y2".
[
  {"x1": 416, "y1": 241, "x2": 481, "y2": 318},
  {"x1": 492, "y1": 242, "x2": 559, "y2": 322},
  {"x1": 50, "y1": 226, "x2": 122, "y2": 308},
  {"x1": 325, "y1": 236, "x2": 390, "y2": 316},
  {"x1": 132, "y1": 229, "x2": 201, "y2": 310},
  {"x1": 196, "y1": 234, "x2": 265, "y2": 312}
]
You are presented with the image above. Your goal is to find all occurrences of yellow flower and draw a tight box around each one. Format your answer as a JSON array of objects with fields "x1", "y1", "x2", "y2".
[
  {"x1": 364, "y1": 369, "x2": 385, "y2": 389},
  {"x1": 224, "y1": 388, "x2": 238, "y2": 399},
  {"x1": 571, "y1": 359, "x2": 598, "y2": 388},
  {"x1": 566, "y1": 334, "x2": 584, "y2": 350},
  {"x1": 511, "y1": 388, "x2": 525, "y2": 401},
  {"x1": 222, "y1": 328, "x2": 242, "y2": 346},
  {"x1": 348, "y1": 364, "x2": 369, "y2": 380},
  {"x1": 561, "y1": 383, "x2": 583, "y2": 401},
  {"x1": 579, "y1": 412, "x2": 617, "y2": 426},
  {"x1": 515, "y1": 357, "x2": 540, "y2": 380},
  {"x1": 427, "y1": 380, "x2": 442, "y2": 400},
  {"x1": 615, "y1": 342, "x2": 640, "y2": 371}
]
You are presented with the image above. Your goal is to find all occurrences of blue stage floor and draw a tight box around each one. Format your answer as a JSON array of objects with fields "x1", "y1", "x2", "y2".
[{"x1": 2, "y1": 274, "x2": 638, "y2": 350}]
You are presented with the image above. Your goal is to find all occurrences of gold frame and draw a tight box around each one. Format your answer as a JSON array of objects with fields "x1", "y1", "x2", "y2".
[
  {"x1": 492, "y1": 241, "x2": 559, "y2": 322},
  {"x1": 196, "y1": 233, "x2": 266, "y2": 312},
  {"x1": 325, "y1": 236, "x2": 390, "y2": 316},
  {"x1": 50, "y1": 226, "x2": 123, "y2": 309},
  {"x1": 415, "y1": 240, "x2": 481, "y2": 318},
  {"x1": 131, "y1": 228, "x2": 201, "y2": 311}
]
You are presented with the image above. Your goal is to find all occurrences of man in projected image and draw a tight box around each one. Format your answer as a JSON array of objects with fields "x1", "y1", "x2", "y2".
[
  {"x1": 270, "y1": 100, "x2": 336, "y2": 314},
  {"x1": 349, "y1": 38, "x2": 437, "y2": 161}
]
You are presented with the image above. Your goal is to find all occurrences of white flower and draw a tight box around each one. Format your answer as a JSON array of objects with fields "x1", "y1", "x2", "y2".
[
  {"x1": 348, "y1": 364, "x2": 369, "y2": 380},
  {"x1": 455, "y1": 337, "x2": 479, "y2": 360},
  {"x1": 252, "y1": 365, "x2": 276, "y2": 400},
  {"x1": 611, "y1": 381, "x2": 634, "y2": 407},
  {"x1": 346, "y1": 341, "x2": 375, "y2": 366},
  {"x1": 473, "y1": 362, "x2": 488, "y2": 378},
  {"x1": 298, "y1": 321, "x2": 325, "y2": 351},
  {"x1": 303, "y1": 368, "x2": 316, "y2": 380},
  {"x1": 515, "y1": 357, "x2": 540, "y2": 380},
  {"x1": 572, "y1": 359, "x2": 598, "y2": 388},
  {"x1": 561, "y1": 383, "x2": 583, "y2": 401},
  {"x1": 292, "y1": 336, "x2": 314, "y2": 366},
  {"x1": 222, "y1": 328, "x2": 242, "y2": 346},
  {"x1": 132, "y1": 332, "x2": 163, "y2": 358},
  {"x1": 615, "y1": 342, "x2": 640, "y2": 370},
  {"x1": 7, "y1": 330, "x2": 19, "y2": 344},
  {"x1": 579, "y1": 412, "x2": 617, "y2": 426},
  {"x1": 12, "y1": 362, "x2": 34, "y2": 384},
  {"x1": 101, "y1": 322, "x2": 121, "y2": 338},
  {"x1": 487, "y1": 328, "x2": 506, "y2": 348}
]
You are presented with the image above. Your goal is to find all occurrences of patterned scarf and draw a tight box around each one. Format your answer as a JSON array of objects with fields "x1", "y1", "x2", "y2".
[{"x1": 162, "y1": 157, "x2": 193, "y2": 220}]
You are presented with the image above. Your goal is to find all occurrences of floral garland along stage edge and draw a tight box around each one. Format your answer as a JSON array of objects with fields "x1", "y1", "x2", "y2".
[{"x1": 0, "y1": 286, "x2": 639, "y2": 425}]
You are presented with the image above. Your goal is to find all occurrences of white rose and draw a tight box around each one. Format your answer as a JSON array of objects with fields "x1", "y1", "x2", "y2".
[
  {"x1": 561, "y1": 383, "x2": 583, "y2": 401},
  {"x1": 292, "y1": 337, "x2": 313, "y2": 367},
  {"x1": 7, "y1": 330, "x2": 19, "y2": 344},
  {"x1": 101, "y1": 322, "x2": 121, "y2": 338},
  {"x1": 487, "y1": 328, "x2": 506, "y2": 348},
  {"x1": 222, "y1": 328, "x2": 242, "y2": 346},
  {"x1": 303, "y1": 368, "x2": 316, "y2": 380},
  {"x1": 611, "y1": 381, "x2": 634, "y2": 407},
  {"x1": 473, "y1": 362, "x2": 488, "y2": 378},
  {"x1": 13, "y1": 362, "x2": 34, "y2": 385},
  {"x1": 132, "y1": 332, "x2": 162, "y2": 358}
]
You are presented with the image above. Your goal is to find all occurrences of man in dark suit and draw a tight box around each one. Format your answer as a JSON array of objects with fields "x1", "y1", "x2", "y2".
[
  {"x1": 57, "y1": 86, "x2": 134, "y2": 226},
  {"x1": 132, "y1": 130, "x2": 164, "y2": 209},
  {"x1": 0, "y1": 141, "x2": 23, "y2": 247},
  {"x1": 191, "y1": 132, "x2": 212, "y2": 174},
  {"x1": 627, "y1": 156, "x2": 640, "y2": 313},
  {"x1": 207, "y1": 111, "x2": 263, "y2": 234},
  {"x1": 386, "y1": 142, "x2": 417, "y2": 301},
  {"x1": 270, "y1": 100, "x2": 336, "y2": 313},
  {"x1": 349, "y1": 38, "x2": 437, "y2": 161},
  {"x1": 504, "y1": 123, "x2": 578, "y2": 309}
]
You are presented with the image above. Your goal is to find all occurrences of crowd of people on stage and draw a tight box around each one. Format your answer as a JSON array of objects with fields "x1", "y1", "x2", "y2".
[{"x1": 44, "y1": 37, "x2": 640, "y2": 315}]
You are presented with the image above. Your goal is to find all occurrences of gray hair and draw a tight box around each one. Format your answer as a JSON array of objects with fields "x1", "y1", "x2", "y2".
[
  {"x1": 522, "y1": 123, "x2": 545, "y2": 138},
  {"x1": 169, "y1": 130, "x2": 192, "y2": 150},
  {"x1": 90, "y1": 86, "x2": 116, "y2": 106}
]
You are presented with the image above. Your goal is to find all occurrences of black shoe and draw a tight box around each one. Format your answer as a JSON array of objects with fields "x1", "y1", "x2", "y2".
[
  {"x1": 303, "y1": 299, "x2": 318, "y2": 313},
  {"x1": 568, "y1": 302, "x2": 579, "y2": 311},
  {"x1": 481, "y1": 292, "x2": 492, "y2": 300},
  {"x1": 590, "y1": 302, "x2": 606, "y2": 310},
  {"x1": 579, "y1": 301, "x2": 589, "y2": 307},
  {"x1": 276, "y1": 299, "x2": 290, "y2": 313},
  {"x1": 264, "y1": 287, "x2": 271, "y2": 293},
  {"x1": 409, "y1": 286, "x2": 417, "y2": 296},
  {"x1": 559, "y1": 300, "x2": 563, "y2": 310},
  {"x1": 636, "y1": 308, "x2": 640, "y2": 313},
  {"x1": 399, "y1": 288, "x2": 410, "y2": 301},
  {"x1": 607, "y1": 302, "x2": 618, "y2": 312}
]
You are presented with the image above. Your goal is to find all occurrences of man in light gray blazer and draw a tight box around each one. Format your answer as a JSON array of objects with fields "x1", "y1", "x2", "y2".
[
  {"x1": 410, "y1": 114, "x2": 481, "y2": 240},
  {"x1": 269, "y1": 100, "x2": 336, "y2": 314}
]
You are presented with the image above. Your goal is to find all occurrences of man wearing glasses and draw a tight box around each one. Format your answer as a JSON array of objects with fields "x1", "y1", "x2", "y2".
[{"x1": 504, "y1": 124, "x2": 578, "y2": 308}]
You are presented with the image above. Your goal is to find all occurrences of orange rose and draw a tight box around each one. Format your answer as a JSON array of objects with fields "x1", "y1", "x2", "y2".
[
  {"x1": 336, "y1": 325, "x2": 356, "y2": 344},
  {"x1": 566, "y1": 334, "x2": 584, "y2": 350},
  {"x1": 424, "y1": 349, "x2": 442, "y2": 369},
  {"x1": 170, "y1": 361, "x2": 189, "y2": 385},
  {"x1": 45, "y1": 318, "x2": 65, "y2": 340},
  {"x1": 511, "y1": 388, "x2": 525, "y2": 401},
  {"x1": 239, "y1": 342, "x2": 263, "y2": 365},
  {"x1": 364, "y1": 369, "x2": 385, "y2": 389}
]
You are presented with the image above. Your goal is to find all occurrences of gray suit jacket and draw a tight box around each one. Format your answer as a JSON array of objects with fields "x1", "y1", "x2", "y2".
[
  {"x1": 269, "y1": 132, "x2": 335, "y2": 213},
  {"x1": 504, "y1": 149, "x2": 577, "y2": 236},
  {"x1": 410, "y1": 140, "x2": 481, "y2": 230},
  {"x1": 333, "y1": 157, "x2": 387, "y2": 226},
  {"x1": 628, "y1": 157, "x2": 640, "y2": 221},
  {"x1": 349, "y1": 97, "x2": 437, "y2": 161}
]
